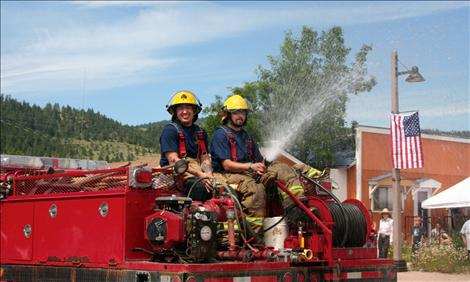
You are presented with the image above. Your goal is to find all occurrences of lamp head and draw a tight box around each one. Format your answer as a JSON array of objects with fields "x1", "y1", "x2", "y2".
[{"x1": 405, "y1": 66, "x2": 425, "y2": 82}]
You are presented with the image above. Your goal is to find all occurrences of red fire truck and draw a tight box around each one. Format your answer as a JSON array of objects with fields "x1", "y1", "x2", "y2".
[{"x1": 0, "y1": 154, "x2": 396, "y2": 281}]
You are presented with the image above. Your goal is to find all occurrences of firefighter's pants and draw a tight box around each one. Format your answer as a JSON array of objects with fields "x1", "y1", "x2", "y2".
[
  {"x1": 216, "y1": 172, "x2": 266, "y2": 233},
  {"x1": 261, "y1": 161, "x2": 304, "y2": 209},
  {"x1": 213, "y1": 161, "x2": 305, "y2": 232},
  {"x1": 183, "y1": 158, "x2": 212, "y2": 202}
]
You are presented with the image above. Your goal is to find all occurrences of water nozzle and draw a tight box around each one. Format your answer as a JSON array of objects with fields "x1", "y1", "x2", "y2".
[{"x1": 263, "y1": 158, "x2": 273, "y2": 167}]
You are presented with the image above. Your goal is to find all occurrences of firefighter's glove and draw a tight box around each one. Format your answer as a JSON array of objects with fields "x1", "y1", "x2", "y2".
[
  {"x1": 306, "y1": 167, "x2": 326, "y2": 179},
  {"x1": 292, "y1": 164, "x2": 325, "y2": 179}
]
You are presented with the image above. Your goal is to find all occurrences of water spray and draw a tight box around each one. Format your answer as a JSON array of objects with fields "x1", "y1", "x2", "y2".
[{"x1": 263, "y1": 65, "x2": 370, "y2": 162}]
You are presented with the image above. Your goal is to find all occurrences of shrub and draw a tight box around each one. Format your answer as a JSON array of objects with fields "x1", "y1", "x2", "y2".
[
  {"x1": 401, "y1": 241, "x2": 413, "y2": 262},
  {"x1": 386, "y1": 241, "x2": 413, "y2": 261},
  {"x1": 412, "y1": 242, "x2": 470, "y2": 274},
  {"x1": 449, "y1": 229, "x2": 465, "y2": 249}
]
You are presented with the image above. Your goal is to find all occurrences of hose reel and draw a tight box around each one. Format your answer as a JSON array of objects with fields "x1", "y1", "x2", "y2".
[
  {"x1": 328, "y1": 202, "x2": 368, "y2": 247},
  {"x1": 286, "y1": 197, "x2": 369, "y2": 248},
  {"x1": 285, "y1": 176, "x2": 371, "y2": 248}
]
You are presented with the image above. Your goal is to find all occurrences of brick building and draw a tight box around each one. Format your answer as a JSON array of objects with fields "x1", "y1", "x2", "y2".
[{"x1": 330, "y1": 125, "x2": 470, "y2": 240}]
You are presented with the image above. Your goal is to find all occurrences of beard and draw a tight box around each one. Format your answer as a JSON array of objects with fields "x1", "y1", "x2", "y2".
[{"x1": 230, "y1": 117, "x2": 245, "y2": 128}]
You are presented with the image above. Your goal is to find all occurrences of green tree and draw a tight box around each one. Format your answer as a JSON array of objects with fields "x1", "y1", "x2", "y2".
[{"x1": 203, "y1": 26, "x2": 375, "y2": 167}]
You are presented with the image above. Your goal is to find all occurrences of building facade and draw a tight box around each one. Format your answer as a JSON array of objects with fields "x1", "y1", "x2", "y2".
[{"x1": 330, "y1": 125, "x2": 470, "y2": 241}]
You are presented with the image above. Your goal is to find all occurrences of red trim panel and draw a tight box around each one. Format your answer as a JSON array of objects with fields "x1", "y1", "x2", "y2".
[
  {"x1": 124, "y1": 261, "x2": 290, "y2": 272},
  {"x1": 205, "y1": 276, "x2": 276, "y2": 282}
]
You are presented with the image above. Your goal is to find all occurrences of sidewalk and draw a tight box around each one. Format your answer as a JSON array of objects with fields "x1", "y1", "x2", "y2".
[{"x1": 398, "y1": 271, "x2": 470, "y2": 281}]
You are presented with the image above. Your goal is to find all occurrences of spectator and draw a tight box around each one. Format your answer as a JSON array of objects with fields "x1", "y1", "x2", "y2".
[
  {"x1": 411, "y1": 216, "x2": 425, "y2": 254},
  {"x1": 378, "y1": 208, "x2": 393, "y2": 258},
  {"x1": 431, "y1": 223, "x2": 450, "y2": 245},
  {"x1": 461, "y1": 218, "x2": 470, "y2": 263}
]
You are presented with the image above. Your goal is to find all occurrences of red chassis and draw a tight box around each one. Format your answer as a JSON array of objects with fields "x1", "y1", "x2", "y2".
[{"x1": 0, "y1": 166, "x2": 395, "y2": 282}]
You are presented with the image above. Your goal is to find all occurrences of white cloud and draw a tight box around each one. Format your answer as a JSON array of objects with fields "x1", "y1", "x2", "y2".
[
  {"x1": 73, "y1": 1, "x2": 175, "y2": 8},
  {"x1": 1, "y1": 1, "x2": 467, "y2": 95},
  {"x1": 1, "y1": 53, "x2": 178, "y2": 93},
  {"x1": 72, "y1": 1, "x2": 469, "y2": 26}
]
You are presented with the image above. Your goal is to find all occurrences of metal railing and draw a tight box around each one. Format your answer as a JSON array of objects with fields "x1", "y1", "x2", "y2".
[{"x1": 12, "y1": 167, "x2": 129, "y2": 196}]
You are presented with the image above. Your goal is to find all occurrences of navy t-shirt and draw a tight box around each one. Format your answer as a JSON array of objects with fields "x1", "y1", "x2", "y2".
[
  {"x1": 412, "y1": 225, "x2": 425, "y2": 244},
  {"x1": 210, "y1": 126, "x2": 263, "y2": 172},
  {"x1": 159, "y1": 122, "x2": 209, "y2": 167}
]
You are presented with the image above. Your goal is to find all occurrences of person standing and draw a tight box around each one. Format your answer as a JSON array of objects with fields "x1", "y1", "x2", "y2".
[
  {"x1": 411, "y1": 216, "x2": 425, "y2": 254},
  {"x1": 160, "y1": 90, "x2": 213, "y2": 201},
  {"x1": 461, "y1": 218, "x2": 470, "y2": 263},
  {"x1": 377, "y1": 208, "x2": 393, "y2": 258}
]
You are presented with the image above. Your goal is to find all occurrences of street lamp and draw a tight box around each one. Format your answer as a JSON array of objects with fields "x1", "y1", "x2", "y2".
[{"x1": 390, "y1": 49, "x2": 424, "y2": 271}]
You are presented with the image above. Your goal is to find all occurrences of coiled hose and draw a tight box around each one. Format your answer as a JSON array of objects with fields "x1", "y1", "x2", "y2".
[
  {"x1": 328, "y1": 203, "x2": 367, "y2": 247},
  {"x1": 306, "y1": 178, "x2": 349, "y2": 247}
]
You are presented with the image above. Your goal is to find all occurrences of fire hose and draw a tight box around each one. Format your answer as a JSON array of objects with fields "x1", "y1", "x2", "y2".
[
  {"x1": 303, "y1": 176, "x2": 368, "y2": 247},
  {"x1": 328, "y1": 203, "x2": 367, "y2": 247},
  {"x1": 305, "y1": 175, "x2": 349, "y2": 247}
]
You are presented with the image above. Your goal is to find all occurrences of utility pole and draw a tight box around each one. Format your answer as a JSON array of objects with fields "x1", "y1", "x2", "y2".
[
  {"x1": 390, "y1": 49, "x2": 424, "y2": 270},
  {"x1": 391, "y1": 50, "x2": 404, "y2": 270}
]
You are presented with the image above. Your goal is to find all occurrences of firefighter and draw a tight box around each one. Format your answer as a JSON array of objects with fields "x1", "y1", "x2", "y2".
[
  {"x1": 210, "y1": 94, "x2": 305, "y2": 234},
  {"x1": 160, "y1": 90, "x2": 213, "y2": 201}
]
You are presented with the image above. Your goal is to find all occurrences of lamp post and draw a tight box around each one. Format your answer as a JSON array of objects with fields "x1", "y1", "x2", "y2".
[{"x1": 391, "y1": 49, "x2": 425, "y2": 271}]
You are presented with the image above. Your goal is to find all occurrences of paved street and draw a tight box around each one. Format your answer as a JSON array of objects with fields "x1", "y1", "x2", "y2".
[{"x1": 398, "y1": 271, "x2": 470, "y2": 281}]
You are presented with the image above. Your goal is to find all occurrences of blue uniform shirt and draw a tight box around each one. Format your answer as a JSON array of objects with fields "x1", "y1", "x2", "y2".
[
  {"x1": 210, "y1": 126, "x2": 263, "y2": 172},
  {"x1": 159, "y1": 122, "x2": 209, "y2": 167}
]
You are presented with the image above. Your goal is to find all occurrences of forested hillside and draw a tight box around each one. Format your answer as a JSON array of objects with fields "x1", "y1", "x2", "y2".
[
  {"x1": 0, "y1": 94, "x2": 165, "y2": 162},
  {"x1": 1, "y1": 94, "x2": 468, "y2": 163}
]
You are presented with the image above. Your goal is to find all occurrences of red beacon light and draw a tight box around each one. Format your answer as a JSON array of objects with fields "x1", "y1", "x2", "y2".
[
  {"x1": 130, "y1": 168, "x2": 153, "y2": 188},
  {"x1": 136, "y1": 170, "x2": 153, "y2": 183}
]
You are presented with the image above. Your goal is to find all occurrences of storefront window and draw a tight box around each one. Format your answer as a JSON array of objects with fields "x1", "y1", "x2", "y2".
[{"x1": 372, "y1": 186, "x2": 403, "y2": 211}]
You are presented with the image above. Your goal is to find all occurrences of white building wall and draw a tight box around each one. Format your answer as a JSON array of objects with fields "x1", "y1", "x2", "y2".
[
  {"x1": 355, "y1": 128, "x2": 362, "y2": 201},
  {"x1": 330, "y1": 168, "x2": 348, "y2": 202}
]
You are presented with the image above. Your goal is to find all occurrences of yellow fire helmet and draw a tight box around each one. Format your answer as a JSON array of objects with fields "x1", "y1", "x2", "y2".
[
  {"x1": 166, "y1": 90, "x2": 202, "y2": 115},
  {"x1": 219, "y1": 94, "x2": 252, "y2": 121}
]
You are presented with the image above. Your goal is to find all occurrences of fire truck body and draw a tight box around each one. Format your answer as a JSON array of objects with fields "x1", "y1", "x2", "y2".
[{"x1": 0, "y1": 155, "x2": 396, "y2": 282}]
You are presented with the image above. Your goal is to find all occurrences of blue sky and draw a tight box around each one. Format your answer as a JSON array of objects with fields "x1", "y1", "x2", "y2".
[{"x1": 1, "y1": 1, "x2": 469, "y2": 131}]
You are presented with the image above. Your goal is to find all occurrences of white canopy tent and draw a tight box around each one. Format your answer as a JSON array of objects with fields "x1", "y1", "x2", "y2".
[{"x1": 422, "y1": 177, "x2": 470, "y2": 209}]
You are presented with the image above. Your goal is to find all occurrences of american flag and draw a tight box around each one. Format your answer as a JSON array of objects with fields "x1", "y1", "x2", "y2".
[{"x1": 390, "y1": 112, "x2": 424, "y2": 169}]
